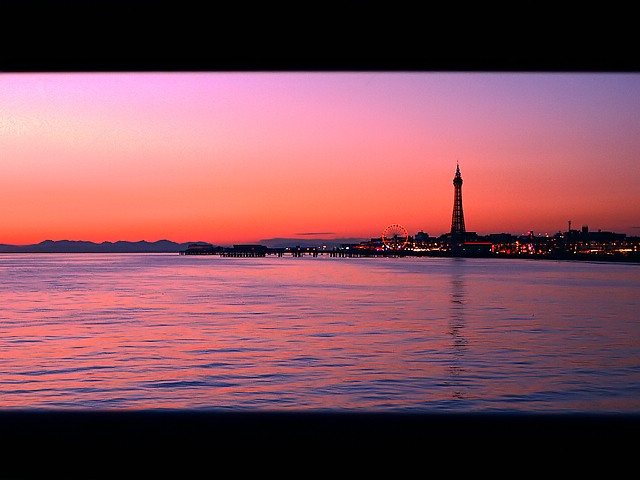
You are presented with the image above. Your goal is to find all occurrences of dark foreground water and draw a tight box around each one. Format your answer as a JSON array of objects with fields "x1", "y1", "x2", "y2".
[{"x1": 1, "y1": 253, "x2": 638, "y2": 413}]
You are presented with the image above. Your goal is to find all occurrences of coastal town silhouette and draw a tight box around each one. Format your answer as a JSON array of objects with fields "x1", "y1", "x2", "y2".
[
  {"x1": 2, "y1": 164, "x2": 636, "y2": 261},
  {"x1": 179, "y1": 164, "x2": 640, "y2": 262}
]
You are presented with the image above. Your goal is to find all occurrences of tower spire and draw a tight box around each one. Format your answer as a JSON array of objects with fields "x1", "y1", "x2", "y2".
[{"x1": 451, "y1": 162, "x2": 466, "y2": 236}]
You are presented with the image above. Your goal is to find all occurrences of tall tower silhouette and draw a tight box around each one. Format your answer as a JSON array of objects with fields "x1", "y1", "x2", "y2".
[{"x1": 450, "y1": 162, "x2": 466, "y2": 236}]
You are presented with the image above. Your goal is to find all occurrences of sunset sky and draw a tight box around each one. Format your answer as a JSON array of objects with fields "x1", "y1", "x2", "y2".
[{"x1": 1, "y1": 72, "x2": 639, "y2": 246}]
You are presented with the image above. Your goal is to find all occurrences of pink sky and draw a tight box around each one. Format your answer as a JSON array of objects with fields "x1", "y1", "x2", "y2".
[{"x1": 1, "y1": 72, "x2": 639, "y2": 245}]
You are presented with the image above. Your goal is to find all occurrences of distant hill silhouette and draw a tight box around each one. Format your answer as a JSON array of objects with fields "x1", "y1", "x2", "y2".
[
  {"x1": 0, "y1": 240, "x2": 200, "y2": 253},
  {"x1": 0, "y1": 237, "x2": 370, "y2": 253}
]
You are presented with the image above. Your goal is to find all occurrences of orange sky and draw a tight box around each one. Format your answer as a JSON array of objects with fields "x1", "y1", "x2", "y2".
[{"x1": 1, "y1": 72, "x2": 639, "y2": 245}]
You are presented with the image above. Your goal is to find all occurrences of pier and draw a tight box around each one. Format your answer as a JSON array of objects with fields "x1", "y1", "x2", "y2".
[
  {"x1": 178, "y1": 242, "x2": 640, "y2": 261},
  {"x1": 179, "y1": 243, "x2": 450, "y2": 258}
]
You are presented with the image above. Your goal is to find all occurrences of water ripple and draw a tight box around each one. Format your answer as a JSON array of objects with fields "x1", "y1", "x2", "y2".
[{"x1": 0, "y1": 253, "x2": 638, "y2": 413}]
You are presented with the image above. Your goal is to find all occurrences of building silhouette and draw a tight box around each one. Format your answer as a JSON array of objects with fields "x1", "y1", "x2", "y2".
[
  {"x1": 449, "y1": 162, "x2": 467, "y2": 254},
  {"x1": 451, "y1": 162, "x2": 466, "y2": 236},
  {"x1": 447, "y1": 163, "x2": 492, "y2": 256}
]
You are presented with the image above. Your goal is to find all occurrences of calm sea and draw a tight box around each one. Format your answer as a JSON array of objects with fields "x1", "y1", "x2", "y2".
[{"x1": 1, "y1": 253, "x2": 638, "y2": 413}]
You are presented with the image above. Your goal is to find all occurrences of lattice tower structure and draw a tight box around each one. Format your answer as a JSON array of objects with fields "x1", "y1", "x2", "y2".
[{"x1": 450, "y1": 163, "x2": 466, "y2": 235}]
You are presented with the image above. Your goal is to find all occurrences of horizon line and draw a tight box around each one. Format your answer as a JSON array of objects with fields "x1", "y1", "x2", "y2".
[{"x1": 3, "y1": 226, "x2": 638, "y2": 248}]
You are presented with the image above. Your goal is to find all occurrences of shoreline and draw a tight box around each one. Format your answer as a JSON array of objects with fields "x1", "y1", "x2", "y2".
[{"x1": 1, "y1": 250, "x2": 638, "y2": 263}]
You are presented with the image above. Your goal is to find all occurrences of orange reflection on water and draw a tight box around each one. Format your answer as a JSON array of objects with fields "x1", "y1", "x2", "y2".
[{"x1": 1, "y1": 254, "x2": 639, "y2": 412}]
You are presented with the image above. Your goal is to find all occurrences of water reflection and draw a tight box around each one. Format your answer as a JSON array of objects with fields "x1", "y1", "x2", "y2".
[
  {"x1": 448, "y1": 258, "x2": 468, "y2": 401},
  {"x1": 1, "y1": 254, "x2": 638, "y2": 412}
]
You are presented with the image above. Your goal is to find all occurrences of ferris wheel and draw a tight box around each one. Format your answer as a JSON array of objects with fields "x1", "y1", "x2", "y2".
[{"x1": 382, "y1": 224, "x2": 409, "y2": 250}]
